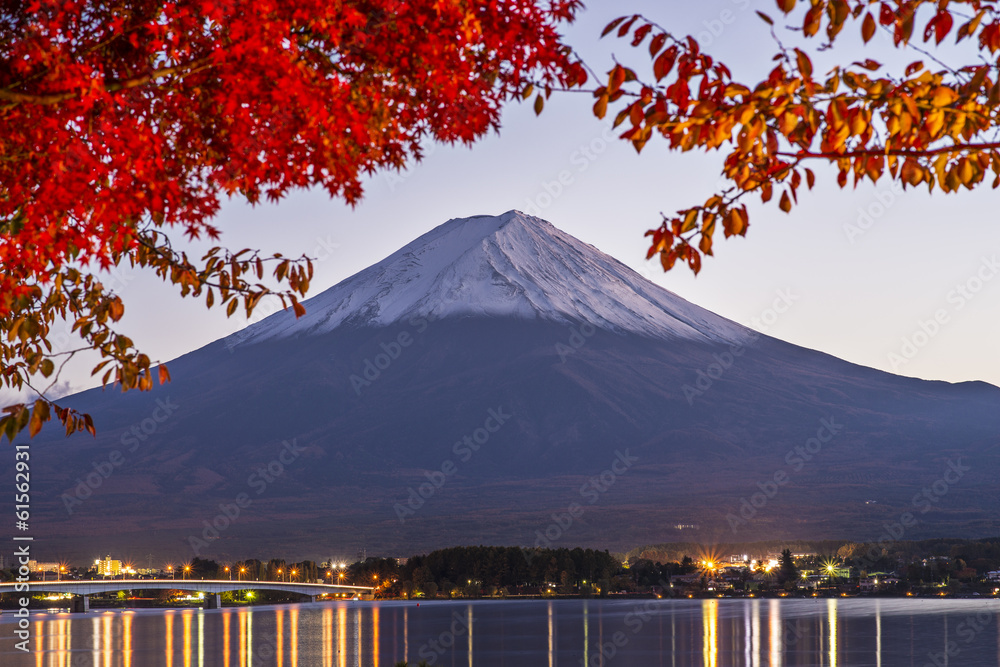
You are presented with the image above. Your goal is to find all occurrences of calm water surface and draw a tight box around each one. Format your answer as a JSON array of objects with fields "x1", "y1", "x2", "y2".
[{"x1": 2, "y1": 598, "x2": 999, "y2": 666}]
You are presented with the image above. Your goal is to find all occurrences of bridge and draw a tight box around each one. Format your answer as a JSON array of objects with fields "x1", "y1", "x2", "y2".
[{"x1": 0, "y1": 579, "x2": 374, "y2": 612}]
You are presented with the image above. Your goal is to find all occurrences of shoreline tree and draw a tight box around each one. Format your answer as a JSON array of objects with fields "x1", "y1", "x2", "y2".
[{"x1": 777, "y1": 548, "x2": 799, "y2": 588}]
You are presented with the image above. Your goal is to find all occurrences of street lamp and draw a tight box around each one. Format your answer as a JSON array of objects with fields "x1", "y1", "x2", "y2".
[
  {"x1": 239, "y1": 567, "x2": 246, "y2": 581},
  {"x1": 277, "y1": 568, "x2": 282, "y2": 582},
  {"x1": 184, "y1": 565, "x2": 191, "y2": 580},
  {"x1": 225, "y1": 566, "x2": 231, "y2": 581},
  {"x1": 291, "y1": 569, "x2": 297, "y2": 582},
  {"x1": 168, "y1": 565, "x2": 174, "y2": 580}
]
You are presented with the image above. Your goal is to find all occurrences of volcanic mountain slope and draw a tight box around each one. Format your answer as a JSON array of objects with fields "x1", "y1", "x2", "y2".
[{"x1": 9, "y1": 210, "x2": 1000, "y2": 563}]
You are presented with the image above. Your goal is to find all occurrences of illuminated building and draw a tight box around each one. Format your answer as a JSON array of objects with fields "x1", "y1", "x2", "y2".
[{"x1": 94, "y1": 555, "x2": 123, "y2": 576}]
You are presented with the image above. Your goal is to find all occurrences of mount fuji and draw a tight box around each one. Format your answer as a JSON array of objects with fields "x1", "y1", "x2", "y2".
[
  {"x1": 228, "y1": 210, "x2": 748, "y2": 345},
  {"x1": 10, "y1": 211, "x2": 1000, "y2": 562}
]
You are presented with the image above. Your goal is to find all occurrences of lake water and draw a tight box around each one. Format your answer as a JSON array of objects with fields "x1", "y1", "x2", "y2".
[{"x1": 2, "y1": 598, "x2": 999, "y2": 666}]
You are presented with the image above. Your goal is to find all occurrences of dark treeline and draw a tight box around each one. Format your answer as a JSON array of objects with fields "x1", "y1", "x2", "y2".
[
  {"x1": 398, "y1": 546, "x2": 619, "y2": 596},
  {"x1": 353, "y1": 546, "x2": 699, "y2": 598}
]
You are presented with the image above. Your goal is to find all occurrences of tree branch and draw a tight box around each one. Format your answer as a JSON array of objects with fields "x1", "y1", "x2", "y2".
[
  {"x1": 778, "y1": 142, "x2": 1000, "y2": 160},
  {"x1": 0, "y1": 57, "x2": 216, "y2": 106}
]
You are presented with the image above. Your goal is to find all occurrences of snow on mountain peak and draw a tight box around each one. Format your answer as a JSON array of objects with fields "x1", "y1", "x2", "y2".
[{"x1": 227, "y1": 210, "x2": 751, "y2": 347}]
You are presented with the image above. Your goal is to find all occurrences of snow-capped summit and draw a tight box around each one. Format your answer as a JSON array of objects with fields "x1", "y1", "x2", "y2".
[{"x1": 231, "y1": 210, "x2": 749, "y2": 346}]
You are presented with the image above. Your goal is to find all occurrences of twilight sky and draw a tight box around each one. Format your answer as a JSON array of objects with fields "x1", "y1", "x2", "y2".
[{"x1": 9, "y1": 0, "x2": 1000, "y2": 403}]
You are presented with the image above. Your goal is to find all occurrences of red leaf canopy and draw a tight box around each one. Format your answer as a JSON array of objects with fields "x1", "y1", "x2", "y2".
[{"x1": 0, "y1": 0, "x2": 584, "y2": 314}]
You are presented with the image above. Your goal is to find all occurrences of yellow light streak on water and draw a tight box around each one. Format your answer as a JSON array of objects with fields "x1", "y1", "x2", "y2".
[
  {"x1": 35, "y1": 619, "x2": 44, "y2": 667},
  {"x1": 702, "y1": 600, "x2": 718, "y2": 667},
  {"x1": 337, "y1": 605, "x2": 347, "y2": 667},
  {"x1": 548, "y1": 602, "x2": 555, "y2": 667},
  {"x1": 122, "y1": 613, "x2": 132, "y2": 667},
  {"x1": 164, "y1": 612, "x2": 174, "y2": 667},
  {"x1": 751, "y1": 599, "x2": 761, "y2": 667},
  {"x1": 828, "y1": 598, "x2": 838, "y2": 667},
  {"x1": 373, "y1": 605, "x2": 380, "y2": 667},
  {"x1": 182, "y1": 611, "x2": 191, "y2": 667},
  {"x1": 222, "y1": 612, "x2": 231, "y2": 667},
  {"x1": 237, "y1": 611, "x2": 246, "y2": 667},
  {"x1": 875, "y1": 600, "x2": 882, "y2": 667},
  {"x1": 322, "y1": 607, "x2": 333, "y2": 667},
  {"x1": 276, "y1": 609, "x2": 283, "y2": 666},
  {"x1": 768, "y1": 600, "x2": 782, "y2": 667},
  {"x1": 290, "y1": 607, "x2": 299, "y2": 666}
]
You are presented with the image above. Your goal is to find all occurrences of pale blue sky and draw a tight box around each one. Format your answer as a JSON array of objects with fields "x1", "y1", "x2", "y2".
[{"x1": 10, "y1": 0, "x2": 1000, "y2": 403}]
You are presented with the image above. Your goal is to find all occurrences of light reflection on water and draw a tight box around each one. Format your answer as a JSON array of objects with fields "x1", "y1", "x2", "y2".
[{"x1": 3, "y1": 598, "x2": 1000, "y2": 666}]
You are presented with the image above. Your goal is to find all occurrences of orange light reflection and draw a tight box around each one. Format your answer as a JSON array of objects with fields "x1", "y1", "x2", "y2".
[
  {"x1": 182, "y1": 611, "x2": 192, "y2": 667},
  {"x1": 290, "y1": 607, "x2": 299, "y2": 666},
  {"x1": 165, "y1": 612, "x2": 174, "y2": 667}
]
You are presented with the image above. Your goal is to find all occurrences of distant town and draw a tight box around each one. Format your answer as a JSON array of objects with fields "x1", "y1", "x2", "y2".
[{"x1": 4, "y1": 538, "x2": 1000, "y2": 610}]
